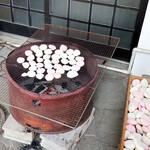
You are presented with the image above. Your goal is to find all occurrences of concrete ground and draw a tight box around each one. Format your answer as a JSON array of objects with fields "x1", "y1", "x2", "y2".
[{"x1": 0, "y1": 31, "x2": 129, "y2": 150}]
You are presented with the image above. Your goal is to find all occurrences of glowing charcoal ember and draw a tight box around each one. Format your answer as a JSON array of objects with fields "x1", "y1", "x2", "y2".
[
  {"x1": 27, "y1": 55, "x2": 35, "y2": 61},
  {"x1": 27, "y1": 71, "x2": 36, "y2": 78},
  {"x1": 51, "y1": 54, "x2": 60, "y2": 60},
  {"x1": 55, "y1": 49, "x2": 63, "y2": 55},
  {"x1": 36, "y1": 63, "x2": 44, "y2": 68},
  {"x1": 69, "y1": 59, "x2": 76, "y2": 65},
  {"x1": 67, "y1": 70, "x2": 78, "y2": 78},
  {"x1": 76, "y1": 61, "x2": 85, "y2": 67},
  {"x1": 22, "y1": 62, "x2": 29, "y2": 69},
  {"x1": 47, "y1": 68, "x2": 55, "y2": 74},
  {"x1": 45, "y1": 63, "x2": 53, "y2": 69},
  {"x1": 30, "y1": 45, "x2": 39, "y2": 51},
  {"x1": 61, "y1": 58, "x2": 69, "y2": 65},
  {"x1": 54, "y1": 72, "x2": 61, "y2": 79},
  {"x1": 21, "y1": 73, "x2": 27, "y2": 77},
  {"x1": 54, "y1": 64, "x2": 62, "y2": 69},
  {"x1": 56, "y1": 68, "x2": 65, "y2": 74},
  {"x1": 75, "y1": 56, "x2": 84, "y2": 61},
  {"x1": 45, "y1": 74, "x2": 54, "y2": 81},
  {"x1": 44, "y1": 49, "x2": 52, "y2": 55},
  {"x1": 37, "y1": 68, "x2": 45, "y2": 74},
  {"x1": 62, "y1": 65, "x2": 71, "y2": 71},
  {"x1": 60, "y1": 53, "x2": 67, "y2": 59},
  {"x1": 43, "y1": 55, "x2": 50, "y2": 60},
  {"x1": 66, "y1": 49, "x2": 74, "y2": 55},
  {"x1": 52, "y1": 59, "x2": 59, "y2": 64},
  {"x1": 60, "y1": 44, "x2": 67, "y2": 51},
  {"x1": 25, "y1": 50, "x2": 33, "y2": 56},
  {"x1": 73, "y1": 49, "x2": 81, "y2": 56},
  {"x1": 71, "y1": 65, "x2": 81, "y2": 72},
  {"x1": 68, "y1": 54, "x2": 75, "y2": 60},
  {"x1": 36, "y1": 57, "x2": 43, "y2": 63},
  {"x1": 36, "y1": 73, "x2": 44, "y2": 80},
  {"x1": 39, "y1": 44, "x2": 47, "y2": 50},
  {"x1": 49, "y1": 44, "x2": 56, "y2": 50},
  {"x1": 17, "y1": 57, "x2": 25, "y2": 64}
]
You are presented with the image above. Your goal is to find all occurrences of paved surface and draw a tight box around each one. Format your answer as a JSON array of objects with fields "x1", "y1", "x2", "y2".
[{"x1": 0, "y1": 32, "x2": 129, "y2": 150}]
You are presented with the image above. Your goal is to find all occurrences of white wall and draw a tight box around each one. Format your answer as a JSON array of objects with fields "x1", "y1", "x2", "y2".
[{"x1": 138, "y1": 0, "x2": 150, "y2": 50}]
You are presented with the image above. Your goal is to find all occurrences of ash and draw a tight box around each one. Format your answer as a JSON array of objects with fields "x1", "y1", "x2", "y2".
[{"x1": 20, "y1": 139, "x2": 42, "y2": 150}]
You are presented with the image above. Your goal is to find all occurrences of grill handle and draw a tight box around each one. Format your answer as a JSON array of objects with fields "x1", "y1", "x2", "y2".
[{"x1": 31, "y1": 99, "x2": 41, "y2": 106}]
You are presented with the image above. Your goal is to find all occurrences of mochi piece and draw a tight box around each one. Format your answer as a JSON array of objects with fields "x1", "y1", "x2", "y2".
[
  {"x1": 136, "y1": 124, "x2": 143, "y2": 134},
  {"x1": 73, "y1": 49, "x2": 81, "y2": 56},
  {"x1": 128, "y1": 113, "x2": 135, "y2": 119},
  {"x1": 44, "y1": 49, "x2": 52, "y2": 55},
  {"x1": 47, "y1": 69, "x2": 55, "y2": 74},
  {"x1": 54, "y1": 72, "x2": 61, "y2": 79},
  {"x1": 39, "y1": 44, "x2": 47, "y2": 50},
  {"x1": 141, "y1": 79, "x2": 149, "y2": 88},
  {"x1": 62, "y1": 65, "x2": 71, "y2": 71},
  {"x1": 124, "y1": 140, "x2": 135, "y2": 149},
  {"x1": 17, "y1": 57, "x2": 25, "y2": 64},
  {"x1": 54, "y1": 64, "x2": 62, "y2": 69},
  {"x1": 43, "y1": 55, "x2": 50, "y2": 60},
  {"x1": 76, "y1": 60, "x2": 85, "y2": 67},
  {"x1": 140, "y1": 115, "x2": 150, "y2": 126},
  {"x1": 29, "y1": 65, "x2": 37, "y2": 71},
  {"x1": 126, "y1": 125, "x2": 136, "y2": 133},
  {"x1": 144, "y1": 88, "x2": 150, "y2": 99},
  {"x1": 142, "y1": 126, "x2": 150, "y2": 133},
  {"x1": 132, "y1": 79, "x2": 141, "y2": 87},
  {"x1": 60, "y1": 44, "x2": 67, "y2": 51},
  {"x1": 75, "y1": 56, "x2": 84, "y2": 61},
  {"x1": 37, "y1": 63, "x2": 44, "y2": 68},
  {"x1": 21, "y1": 73, "x2": 27, "y2": 77},
  {"x1": 67, "y1": 71, "x2": 78, "y2": 78},
  {"x1": 60, "y1": 53, "x2": 68, "y2": 59},
  {"x1": 127, "y1": 119, "x2": 137, "y2": 125},
  {"x1": 51, "y1": 54, "x2": 60, "y2": 60},
  {"x1": 22, "y1": 62, "x2": 29, "y2": 69},
  {"x1": 27, "y1": 55, "x2": 35, "y2": 61},
  {"x1": 68, "y1": 54, "x2": 75, "y2": 60},
  {"x1": 37, "y1": 68, "x2": 45, "y2": 74},
  {"x1": 55, "y1": 49, "x2": 63, "y2": 55},
  {"x1": 28, "y1": 60, "x2": 36, "y2": 66},
  {"x1": 49, "y1": 45, "x2": 56, "y2": 50},
  {"x1": 35, "y1": 52, "x2": 43, "y2": 57},
  {"x1": 30, "y1": 45, "x2": 39, "y2": 51},
  {"x1": 66, "y1": 49, "x2": 74, "y2": 55},
  {"x1": 27, "y1": 71, "x2": 36, "y2": 78},
  {"x1": 44, "y1": 60, "x2": 51, "y2": 64},
  {"x1": 128, "y1": 103, "x2": 137, "y2": 113},
  {"x1": 52, "y1": 59, "x2": 59, "y2": 64},
  {"x1": 25, "y1": 50, "x2": 32, "y2": 56},
  {"x1": 141, "y1": 135, "x2": 150, "y2": 146},
  {"x1": 45, "y1": 63, "x2": 53, "y2": 69},
  {"x1": 36, "y1": 73, "x2": 44, "y2": 80},
  {"x1": 71, "y1": 65, "x2": 81, "y2": 72},
  {"x1": 56, "y1": 68, "x2": 65, "y2": 74},
  {"x1": 45, "y1": 74, "x2": 54, "y2": 81},
  {"x1": 36, "y1": 57, "x2": 43, "y2": 63},
  {"x1": 69, "y1": 59, "x2": 76, "y2": 65},
  {"x1": 61, "y1": 58, "x2": 69, "y2": 65}
]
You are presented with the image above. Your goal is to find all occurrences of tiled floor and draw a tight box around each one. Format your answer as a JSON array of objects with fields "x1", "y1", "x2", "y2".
[{"x1": 0, "y1": 32, "x2": 129, "y2": 150}]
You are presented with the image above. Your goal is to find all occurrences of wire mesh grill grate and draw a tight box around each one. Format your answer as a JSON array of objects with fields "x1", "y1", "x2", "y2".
[{"x1": 0, "y1": 24, "x2": 119, "y2": 132}]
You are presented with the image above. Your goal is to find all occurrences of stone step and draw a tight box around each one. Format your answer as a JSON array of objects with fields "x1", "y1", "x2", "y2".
[
  {"x1": 2, "y1": 114, "x2": 34, "y2": 144},
  {"x1": 40, "y1": 107, "x2": 95, "y2": 150}
]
